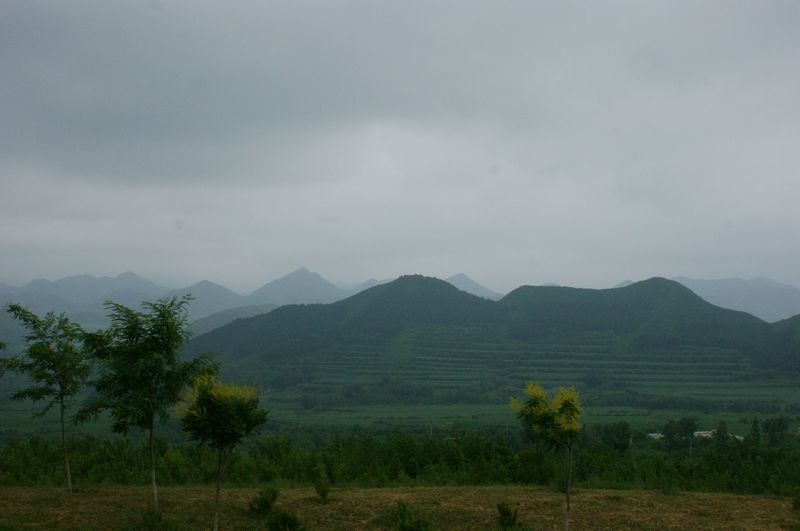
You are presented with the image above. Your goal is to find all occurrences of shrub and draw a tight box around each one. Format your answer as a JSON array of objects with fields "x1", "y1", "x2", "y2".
[
  {"x1": 388, "y1": 500, "x2": 432, "y2": 531},
  {"x1": 314, "y1": 474, "x2": 331, "y2": 501},
  {"x1": 249, "y1": 486, "x2": 280, "y2": 515},
  {"x1": 121, "y1": 510, "x2": 181, "y2": 531},
  {"x1": 496, "y1": 501, "x2": 519, "y2": 530},
  {"x1": 266, "y1": 508, "x2": 305, "y2": 531}
]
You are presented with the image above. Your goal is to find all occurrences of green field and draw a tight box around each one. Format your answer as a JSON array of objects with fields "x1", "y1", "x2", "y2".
[
  {"x1": 253, "y1": 325, "x2": 800, "y2": 434},
  {"x1": 4, "y1": 324, "x2": 798, "y2": 441}
]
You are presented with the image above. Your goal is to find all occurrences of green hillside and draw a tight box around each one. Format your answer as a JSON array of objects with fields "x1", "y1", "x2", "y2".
[
  {"x1": 771, "y1": 314, "x2": 800, "y2": 370},
  {"x1": 184, "y1": 276, "x2": 800, "y2": 430},
  {"x1": 189, "y1": 304, "x2": 276, "y2": 336},
  {"x1": 502, "y1": 278, "x2": 774, "y2": 355}
]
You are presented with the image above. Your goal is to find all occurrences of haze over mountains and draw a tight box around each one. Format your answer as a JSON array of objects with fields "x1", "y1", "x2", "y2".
[
  {"x1": 615, "y1": 277, "x2": 800, "y2": 322},
  {"x1": 671, "y1": 277, "x2": 800, "y2": 323},
  {"x1": 187, "y1": 276, "x2": 796, "y2": 366},
  {"x1": 4, "y1": 267, "x2": 800, "y2": 355},
  {"x1": 446, "y1": 273, "x2": 503, "y2": 300},
  {"x1": 3, "y1": 268, "x2": 800, "y2": 416},
  {"x1": 0, "y1": 268, "x2": 500, "y2": 348}
]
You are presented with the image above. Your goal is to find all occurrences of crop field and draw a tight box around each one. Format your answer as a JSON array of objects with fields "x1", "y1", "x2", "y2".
[
  {"x1": 0, "y1": 485, "x2": 797, "y2": 530},
  {"x1": 3, "y1": 323, "x2": 799, "y2": 440},
  {"x1": 258, "y1": 325, "x2": 800, "y2": 433}
]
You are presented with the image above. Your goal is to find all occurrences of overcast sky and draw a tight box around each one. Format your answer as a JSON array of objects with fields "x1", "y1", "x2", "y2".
[{"x1": 1, "y1": 1, "x2": 799, "y2": 294}]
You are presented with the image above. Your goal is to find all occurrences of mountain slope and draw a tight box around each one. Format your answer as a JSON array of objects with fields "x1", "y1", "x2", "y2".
[
  {"x1": 166, "y1": 280, "x2": 246, "y2": 320},
  {"x1": 188, "y1": 276, "x2": 786, "y2": 369},
  {"x1": 771, "y1": 315, "x2": 800, "y2": 370},
  {"x1": 188, "y1": 275, "x2": 497, "y2": 362},
  {"x1": 501, "y1": 278, "x2": 773, "y2": 354},
  {"x1": 183, "y1": 276, "x2": 800, "y2": 415},
  {"x1": 672, "y1": 276, "x2": 800, "y2": 322},
  {"x1": 190, "y1": 304, "x2": 276, "y2": 336},
  {"x1": 246, "y1": 267, "x2": 350, "y2": 306},
  {"x1": 348, "y1": 278, "x2": 393, "y2": 294},
  {"x1": 20, "y1": 272, "x2": 167, "y2": 307},
  {"x1": 446, "y1": 273, "x2": 503, "y2": 300}
]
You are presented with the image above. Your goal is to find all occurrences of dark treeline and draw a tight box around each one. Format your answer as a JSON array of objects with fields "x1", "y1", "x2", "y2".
[{"x1": 2, "y1": 420, "x2": 799, "y2": 496}]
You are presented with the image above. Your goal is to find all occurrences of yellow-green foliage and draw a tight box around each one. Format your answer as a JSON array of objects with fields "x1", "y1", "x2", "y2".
[
  {"x1": 552, "y1": 387, "x2": 581, "y2": 436},
  {"x1": 510, "y1": 383, "x2": 582, "y2": 447},
  {"x1": 180, "y1": 374, "x2": 268, "y2": 451}
]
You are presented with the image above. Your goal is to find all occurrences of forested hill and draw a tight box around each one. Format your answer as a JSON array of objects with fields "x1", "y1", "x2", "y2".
[
  {"x1": 501, "y1": 278, "x2": 775, "y2": 356},
  {"x1": 185, "y1": 275, "x2": 497, "y2": 362},
  {"x1": 185, "y1": 275, "x2": 799, "y2": 371}
]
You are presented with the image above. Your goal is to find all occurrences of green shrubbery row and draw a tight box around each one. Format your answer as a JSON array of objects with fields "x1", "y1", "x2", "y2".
[{"x1": 1, "y1": 421, "x2": 799, "y2": 495}]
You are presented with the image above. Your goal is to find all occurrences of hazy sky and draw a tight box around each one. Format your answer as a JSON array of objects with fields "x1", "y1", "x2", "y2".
[{"x1": 2, "y1": 1, "x2": 799, "y2": 293}]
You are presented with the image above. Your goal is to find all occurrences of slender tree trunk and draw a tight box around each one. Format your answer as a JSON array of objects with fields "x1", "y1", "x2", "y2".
[
  {"x1": 213, "y1": 448, "x2": 230, "y2": 531},
  {"x1": 564, "y1": 445, "x2": 573, "y2": 531},
  {"x1": 149, "y1": 418, "x2": 159, "y2": 512},
  {"x1": 60, "y1": 396, "x2": 72, "y2": 493}
]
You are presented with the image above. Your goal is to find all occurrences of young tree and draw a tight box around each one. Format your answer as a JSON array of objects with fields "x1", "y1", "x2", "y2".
[
  {"x1": 662, "y1": 417, "x2": 698, "y2": 456},
  {"x1": 0, "y1": 340, "x2": 6, "y2": 377},
  {"x1": 3, "y1": 305, "x2": 91, "y2": 493},
  {"x1": 180, "y1": 374, "x2": 268, "y2": 531},
  {"x1": 510, "y1": 383, "x2": 581, "y2": 531},
  {"x1": 678, "y1": 417, "x2": 698, "y2": 458},
  {"x1": 79, "y1": 295, "x2": 211, "y2": 511}
]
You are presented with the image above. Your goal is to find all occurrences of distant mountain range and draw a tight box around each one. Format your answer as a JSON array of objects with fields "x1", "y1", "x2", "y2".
[
  {"x1": 5, "y1": 268, "x2": 800, "y2": 353},
  {"x1": 670, "y1": 276, "x2": 800, "y2": 322},
  {"x1": 188, "y1": 276, "x2": 792, "y2": 366},
  {"x1": 4, "y1": 271, "x2": 800, "y2": 415},
  {"x1": 0, "y1": 269, "x2": 502, "y2": 348}
]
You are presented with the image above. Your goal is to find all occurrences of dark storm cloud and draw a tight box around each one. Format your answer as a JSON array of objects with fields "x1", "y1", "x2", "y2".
[{"x1": 1, "y1": 1, "x2": 799, "y2": 291}]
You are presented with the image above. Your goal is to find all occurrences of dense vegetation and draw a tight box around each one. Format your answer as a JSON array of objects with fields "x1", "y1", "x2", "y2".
[{"x1": 1, "y1": 420, "x2": 799, "y2": 497}]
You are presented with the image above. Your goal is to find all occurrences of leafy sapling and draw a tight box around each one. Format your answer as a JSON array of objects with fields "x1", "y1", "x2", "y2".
[
  {"x1": 180, "y1": 374, "x2": 268, "y2": 531},
  {"x1": 4, "y1": 305, "x2": 91, "y2": 492},
  {"x1": 511, "y1": 383, "x2": 581, "y2": 531},
  {"x1": 78, "y1": 295, "x2": 212, "y2": 511}
]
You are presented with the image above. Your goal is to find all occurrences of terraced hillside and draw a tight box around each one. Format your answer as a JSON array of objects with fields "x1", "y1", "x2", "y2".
[{"x1": 185, "y1": 276, "x2": 800, "y2": 430}]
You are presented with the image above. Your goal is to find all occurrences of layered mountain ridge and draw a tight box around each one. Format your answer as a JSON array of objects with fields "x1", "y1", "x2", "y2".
[{"x1": 186, "y1": 275, "x2": 798, "y2": 371}]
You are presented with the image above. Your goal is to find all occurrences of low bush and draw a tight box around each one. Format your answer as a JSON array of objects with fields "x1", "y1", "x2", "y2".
[
  {"x1": 314, "y1": 475, "x2": 331, "y2": 501},
  {"x1": 248, "y1": 486, "x2": 280, "y2": 515},
  {"x1": 496, "y1": 500, "x2": 518, "y2": 530},
  {"x1": 266, "y1": 508, "x2": 305, "y2": 531},
  {"x1": 386, "y1": 500, "x2": 432, "y2": 531}
]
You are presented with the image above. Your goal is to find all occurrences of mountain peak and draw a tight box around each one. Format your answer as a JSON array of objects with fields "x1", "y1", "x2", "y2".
[
  {"x1": 445, "y1": 273, "x2": 502, "y2": 300},
  {"x1": 248, "y1": 268, "x2": 347, "y2": 306},
  {"x1": 116, "y1": 271, "x2": 144, "y2": 281}
]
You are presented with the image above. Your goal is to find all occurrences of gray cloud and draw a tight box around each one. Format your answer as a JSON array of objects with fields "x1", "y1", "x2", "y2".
[{"x1": 2, "y1": 0, "x2": 800, "y2": 292}]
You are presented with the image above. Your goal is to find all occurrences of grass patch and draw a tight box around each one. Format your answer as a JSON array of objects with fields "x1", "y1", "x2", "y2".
[{"x1": 0, "y1": 485, "x2": 797, "y2": 530}]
